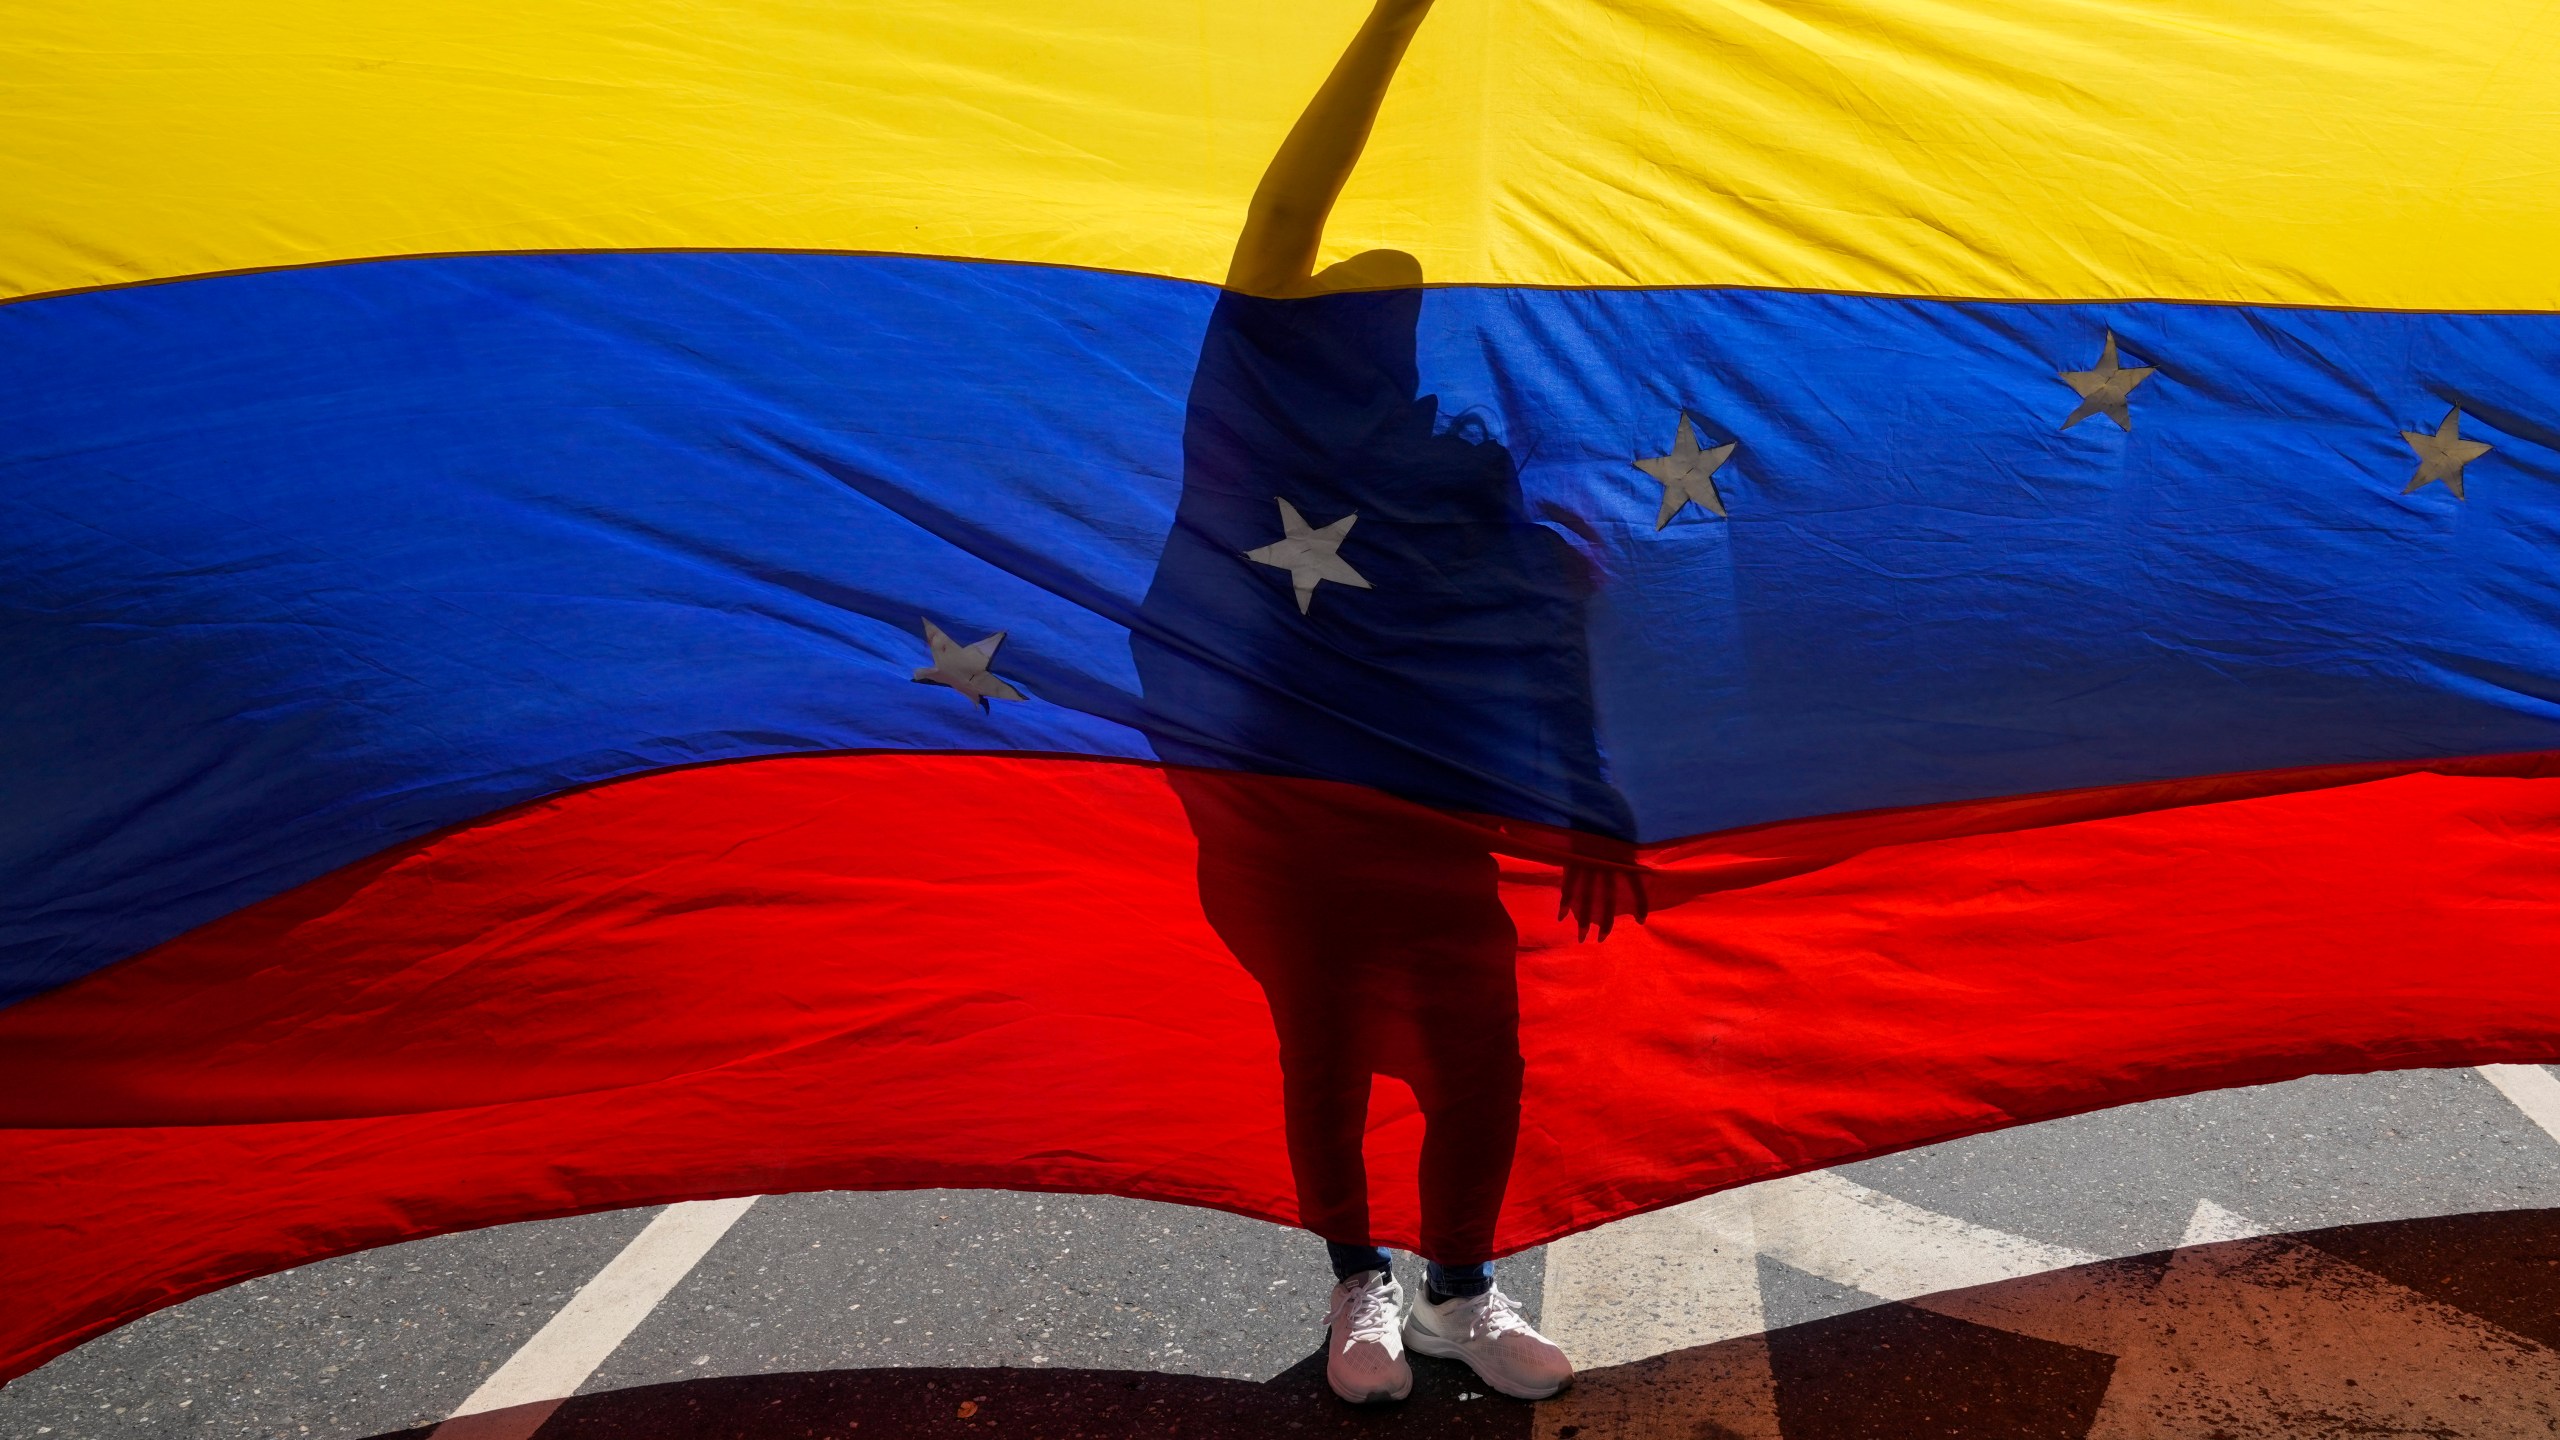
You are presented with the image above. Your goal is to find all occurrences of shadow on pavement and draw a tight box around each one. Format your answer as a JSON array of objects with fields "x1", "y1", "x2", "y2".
[
  {"x1": 372, "y1": 1207, "x2": 2560, "y2": 1439},
  {"x1": 1548, "y1": 1204, "x2": 2560, "y2": 1439},
  {"x1": 379, "y1": 1350, "x2": 1537, "y2": 1440}
]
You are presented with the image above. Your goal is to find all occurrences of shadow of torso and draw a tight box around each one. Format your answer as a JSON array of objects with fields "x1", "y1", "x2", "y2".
[{"x1": 1136, "y1": 284, "x2": 1615, "y2": 828}]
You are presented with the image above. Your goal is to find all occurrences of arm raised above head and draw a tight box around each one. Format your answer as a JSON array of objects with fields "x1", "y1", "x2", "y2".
[{"x1": 1225, "y1": 0, "x2": 1438, "y2": 299}]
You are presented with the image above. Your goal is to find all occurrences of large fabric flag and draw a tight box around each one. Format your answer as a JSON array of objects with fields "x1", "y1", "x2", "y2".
[{"x1": 8, "y1": 0, "x2": 2560, "y2": 1383}]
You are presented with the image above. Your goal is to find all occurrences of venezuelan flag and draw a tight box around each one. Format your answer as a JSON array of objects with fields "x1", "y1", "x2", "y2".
[{"x1": 8, "y1": 0, "x2": 2560, "y2": 1380}]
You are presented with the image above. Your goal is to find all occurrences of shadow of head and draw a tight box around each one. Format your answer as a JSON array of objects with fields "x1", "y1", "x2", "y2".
[{"x1": 1310, "y1": 248, "x2": 1424, "y2": 293}]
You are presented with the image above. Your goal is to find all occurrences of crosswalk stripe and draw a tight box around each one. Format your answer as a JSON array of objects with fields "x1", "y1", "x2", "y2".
[
  {"x1": 2180, "y1": 1198, "x2": 2271, "y2": 1247},
  {"x1": 1749, "y1": 1171, "x2": 2098, "y2": 1301},
  {"x1": 1536, "y1": 1173, "x2": 2097, "y2": 1440},
  {"x1": 1541, "y1": 1189, "x2": 1763, "y2": 1369},
  {"x1": 429, "y1": 1196, "x2": 758, "y2": 1440},
  {"x1": 2478, "y1": 1064, "x2": 2560, "y2": 1146},
  {"x1": 1542, "y1": 1170, "x2": 2098, "y2": 1372}
]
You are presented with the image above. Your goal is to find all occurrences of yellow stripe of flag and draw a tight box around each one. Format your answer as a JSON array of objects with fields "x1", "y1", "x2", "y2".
[{"x1": 7, "y1": 0, "x2": 2559, "y2": 309}]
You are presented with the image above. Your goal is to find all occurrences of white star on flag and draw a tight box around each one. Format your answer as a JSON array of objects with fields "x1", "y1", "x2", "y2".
[
  {"x1": 911, "y1": 619, "x2": 1025, "y2": 707},
  {"x1": 1634, "y1": 413, "x2": 1737, "y2": 527},
  {"x1": 1244, "y1": 497, "x2": 1371, "y2": 615},
  {"x1": 2056, "y1": 330, "x2": 2157, "y2": 431}
]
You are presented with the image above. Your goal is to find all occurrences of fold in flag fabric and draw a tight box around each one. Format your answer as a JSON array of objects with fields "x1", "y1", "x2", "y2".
[{"x1": 7, "y1": 0, "x2": 2560, "y2": 1385}]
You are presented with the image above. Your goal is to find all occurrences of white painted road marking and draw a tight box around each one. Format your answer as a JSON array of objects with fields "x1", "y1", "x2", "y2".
[
  {"x1": 1548, "y1": 1068, "x2": 2560, "y2": 1379},
  {"x1": 1750, "y1": 1169, "x2": 2098, "y2": 1301},
  {"x1": 431, "y1": 1197, "x2": 758, "y2": 1440},
  {"x1": 1546, "y1": 1171, "x2": 2100, "y2": 1340},
  {"x1": 1537, "y1": 1171, "x2": 2102, "y2": 1440},
  {"x1": 1545, "y1": 1170, "x2": 2102, "y2": 1371},
  {"x1": 1542, "y1": 1189, "x2": 1762, "y2": 1369},
  {"x1": 2479, "y1": 1063, "x2": 2560, "y2": 1144},
  {"x1": 2178, "y1": 1198, "x2": 2271, "y2": 1247},
  {"x1": 1543, "y1": 1168, "x2": 2560, "y2": 1439}
]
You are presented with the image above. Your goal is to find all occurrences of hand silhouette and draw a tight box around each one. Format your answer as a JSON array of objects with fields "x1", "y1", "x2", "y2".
[{"x1": 1559, "y1": 845, "x2": 1649, "y2": 943}]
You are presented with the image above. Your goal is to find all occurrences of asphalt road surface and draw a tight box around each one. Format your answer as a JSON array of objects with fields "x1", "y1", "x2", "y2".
[{"x1": 11, "y1": 1065, "x2": 2560, "y2": 1439}]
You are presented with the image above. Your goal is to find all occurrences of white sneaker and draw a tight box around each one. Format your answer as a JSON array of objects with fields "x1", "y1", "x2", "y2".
[
  {"x1": 1323, "y1": 1269, "x2": 1413, "y2": 1404},
  {"x1": 1402, "y1": 1285, "x2": 1573, "y2": 1399}
]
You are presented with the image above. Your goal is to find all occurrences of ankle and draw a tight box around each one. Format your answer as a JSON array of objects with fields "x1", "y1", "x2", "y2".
[{"x1": 1424, "y1": 1259, "x2": 1493, "y2": 1303}]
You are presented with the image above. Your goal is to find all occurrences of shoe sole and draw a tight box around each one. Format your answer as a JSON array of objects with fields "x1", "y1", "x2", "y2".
[
  {"x1": 1327, "y1": 1371, "x2": 1414, "y2": 1405},
  {"x1": 1401, "y1": 1328, "x2": 1567, "y2": 1400}
]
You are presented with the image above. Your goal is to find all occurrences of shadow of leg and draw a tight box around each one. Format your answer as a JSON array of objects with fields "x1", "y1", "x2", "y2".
[{"x1": 1168, "y1": 770, "x2": 1522, "y2": 1260}]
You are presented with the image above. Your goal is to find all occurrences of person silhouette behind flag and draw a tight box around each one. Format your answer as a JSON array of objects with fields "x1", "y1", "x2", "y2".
[{"x1": 1130, "y1": 0, "x2": 1642, "y2": 1404}]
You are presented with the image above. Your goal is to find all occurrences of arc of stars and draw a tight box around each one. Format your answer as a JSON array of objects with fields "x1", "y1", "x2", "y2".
[
  {"x1": 1245, "y1": 497, "x2": 1371, "y2": 614},
  {"x1": 2401, "y1": 406, "x2": 2493, "y2": 499},
  {"x1": 888, "y1": 342, "x2": 2535, "y2": 696},
  {"x1": 911, "y1": 618, "x2": 1024, "y2": 707},
  {"x1": 1634, "y1": 412, "x2": 1736, "y2": 527}
]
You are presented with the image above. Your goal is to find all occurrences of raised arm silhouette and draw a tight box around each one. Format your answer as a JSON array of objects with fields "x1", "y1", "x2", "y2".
[
  {"x1": 1129, "y1": 0, "x2": 1634, "y2": 1403},
  {"x1": 1223, "y1": 0, "x2": 1436, "y2": 298}
]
